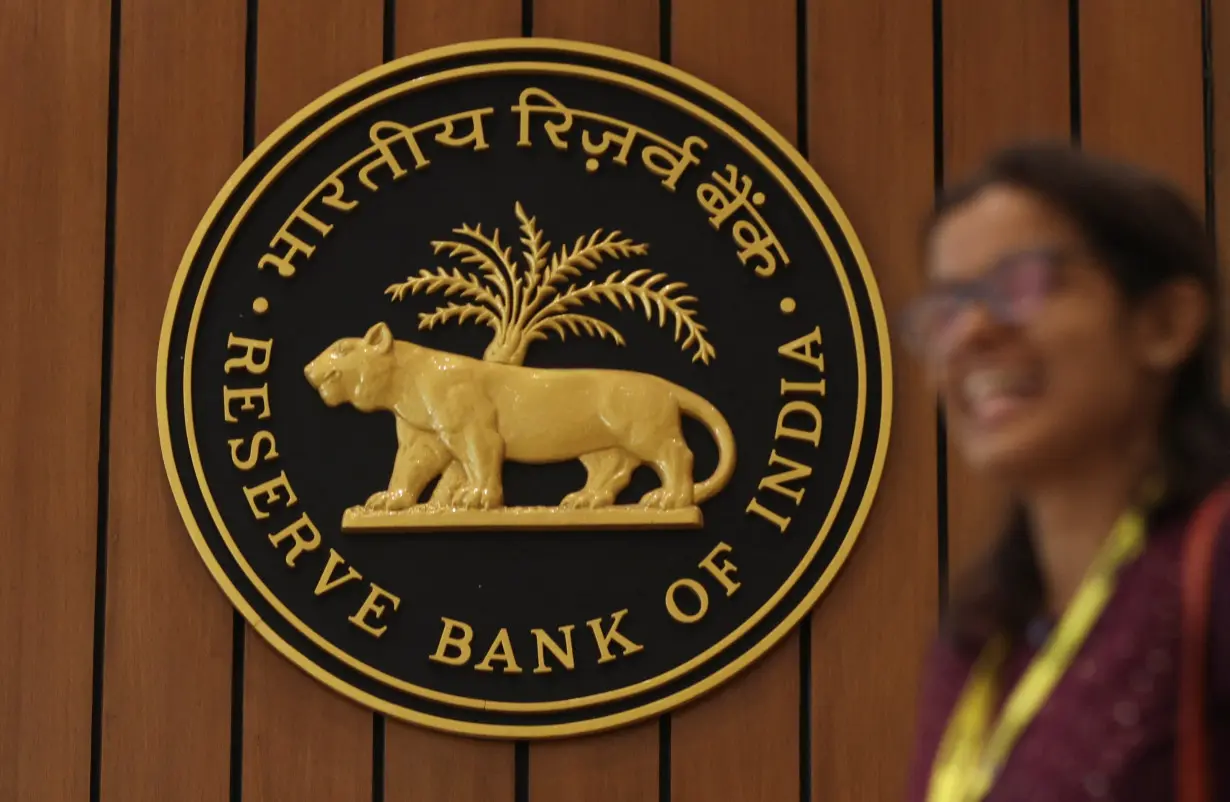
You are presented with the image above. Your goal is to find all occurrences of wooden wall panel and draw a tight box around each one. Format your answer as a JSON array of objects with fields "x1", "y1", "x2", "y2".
[
  {"x1": 941, "y1": 0, "x2": 1071, "y2": 581},
  {"x1": 670, "y1": 1, "x2": 801, "y2": 800},
  {"x1": 0, "y1": 1, "x2": 110, "y2": 800},
  {"x1": 241, "y1": 2, "x2": 383, "y2": 800},
  {"x1": 100, "y1": 2, "x2": 244, "y2": 801},
  {"x1": 384, "y1": 5, "x2": 521, "y2": 802},
  {"x1": 1215, "y1": 0, "x2": 1230, "y2": 391},
  {"x1": 4, "y1": 0, "x2": 1223, "y2": 796},
  {"x1": 534, "y1": 0, "x2": 659, "y2": 55},
  {"x1": 1080, "y1": 0, "x2": 1206, "y2": 208},
  {"x1": 395, "y1": 0, "x2": 522, "y2": 55},
  {"x1": 806, "y1": 1, "x2": 937, "y2": 800},
  {"x1": 526, "y1": 3, "x2": 662, "y2": 801}
]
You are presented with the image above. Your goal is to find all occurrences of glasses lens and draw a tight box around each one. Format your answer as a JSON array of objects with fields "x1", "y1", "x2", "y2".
[{"x1": 992, "y1": 249, "x2": 1056, "y2": 321}]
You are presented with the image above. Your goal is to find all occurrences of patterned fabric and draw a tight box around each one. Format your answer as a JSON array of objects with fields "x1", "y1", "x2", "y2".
[{"x1": 906, "y1": 507, "x2": 1230, "y2": 801}]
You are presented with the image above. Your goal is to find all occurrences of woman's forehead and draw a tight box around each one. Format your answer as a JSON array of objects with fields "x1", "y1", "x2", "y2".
[{"x1": 928, "y1": 186, "x2": 1083, "y2": 280}]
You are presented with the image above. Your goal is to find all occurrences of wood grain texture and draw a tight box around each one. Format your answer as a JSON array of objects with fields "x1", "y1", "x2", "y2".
[
  {"x1": 806, "y1": 1, "x2": 937, "y2": 799},
  {"x1": 672, "y1": 638, "x2": 801, "y2": 802},
  {"x1": 533, "y1": 0, "x2": 659, "y2": 55},
  {"x1": 522, "y1": 3, "x2": 661, "y2": 800},
  {"x1": 1080, "y1": 0, "x2": 1205, "y2": 208},
  {"x1": 941, "y1": 0, "x2": 1070, "y2": 581},
  {"x1": 395, "y1": 0, "x2": 522, "y2": 56},
  {"x1": 530, "y1": 723, "x2": 659, "y2": 802},
  {"x1": 0, "y1": 1, "x2": 109, "y2": 800},
  {"x1": 669, "y1": 1, "x2": 800, "y2": 797},
  {"x1": 385, "y1": 726, "x2": 515, "y2": 802},
  {"x1": 383, "y1": 5, "x2": 521, "y2": 802},
  {"x1": 242, "y1": 2, "x2": 383, "y2": 799},
  {"x1": 673, "y1": 0, "x2": 796, "y2": 141},
  {"x1": 99, "y1": 2, "x2": 245, "y2": 800},
  {"x1": 1215, "y1": 0, "x2": 1230, "y2": 391}
]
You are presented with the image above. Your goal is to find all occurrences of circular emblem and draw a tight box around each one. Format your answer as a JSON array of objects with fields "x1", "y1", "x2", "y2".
[{"x1": 158, "y1": 39, "x2": 891, "y2": 738}]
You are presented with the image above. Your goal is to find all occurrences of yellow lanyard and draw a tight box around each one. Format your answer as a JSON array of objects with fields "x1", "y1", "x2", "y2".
[{"x1": 926, "y1": 505, "x2": 1149, "y2": 802}]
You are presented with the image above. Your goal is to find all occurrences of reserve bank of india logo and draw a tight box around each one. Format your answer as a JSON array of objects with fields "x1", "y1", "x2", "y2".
[{"x1": 157, "y1": 38, "x2": 891, "y2": 738}]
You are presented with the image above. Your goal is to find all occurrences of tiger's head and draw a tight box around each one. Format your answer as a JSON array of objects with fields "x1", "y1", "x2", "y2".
[{"x1": 304, "y1": 321, "x2": 398, "y2": 412}]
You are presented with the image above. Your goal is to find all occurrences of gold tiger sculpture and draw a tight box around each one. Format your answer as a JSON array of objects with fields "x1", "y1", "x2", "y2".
[{"x1": 304, "y1": 322, "x2": 736, "y2": 523}]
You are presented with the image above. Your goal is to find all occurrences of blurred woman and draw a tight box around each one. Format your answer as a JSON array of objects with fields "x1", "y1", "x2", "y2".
[{"x1": 901, "y1": 143, "x2": 1230, "y2": 801}]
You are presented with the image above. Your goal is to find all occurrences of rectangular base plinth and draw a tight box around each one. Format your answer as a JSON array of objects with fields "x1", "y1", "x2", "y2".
[{"x1": 341, "y1": 504, "x2": 704, "y2": 533}]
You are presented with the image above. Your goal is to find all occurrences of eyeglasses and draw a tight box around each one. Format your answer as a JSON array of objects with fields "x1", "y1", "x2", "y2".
[{"x1": 899, "y1": 247, "x2": 1069, "y2": 356}]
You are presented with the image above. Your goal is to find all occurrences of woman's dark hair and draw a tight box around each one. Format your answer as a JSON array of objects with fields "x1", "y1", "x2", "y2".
[{"x1": 926, "y1": 141, "x2": 1230, "y2": 653}]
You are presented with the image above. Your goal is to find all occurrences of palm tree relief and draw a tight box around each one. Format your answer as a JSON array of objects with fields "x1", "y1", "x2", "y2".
[{"x1": 385, "y1": 202, "x2": 716, "y2": 365}]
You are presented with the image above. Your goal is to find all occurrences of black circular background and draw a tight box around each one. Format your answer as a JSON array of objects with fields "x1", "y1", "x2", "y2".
[{"x1": 160, "y1": 41, "x2": 888, "y2": 735}]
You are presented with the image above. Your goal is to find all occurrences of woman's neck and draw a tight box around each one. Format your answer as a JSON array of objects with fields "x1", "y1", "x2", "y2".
[{"x1": 1021, "y1": 431, "x2": 1159, "y2": 617}]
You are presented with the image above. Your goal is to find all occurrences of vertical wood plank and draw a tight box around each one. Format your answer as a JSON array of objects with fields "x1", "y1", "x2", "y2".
[
  {"x1": 383, "y1": 5, "x2": 521, "y2": 802},
  {"x1": 1214, "y1": 0, "x2": 1230, "y2": 389},
  {"x1": 941, "y1": 0, "x2": 1071, "y2": 580},
  {"x1": 0, "y1": 1, "x2": 109, "y2": 800},
  {"x1": 395, "y1": 0, "x2": 522, "y2": 55},
  {"x1": 673, "y1": 0, "x2": 796, "y2": 142},
  {"x1": 806, "y1": 1, "x2": 937, "y2": 799},
  {"x1": 1080, "y1": 0, "x2": 1205, "y2": 208},
  {"x1": 100, "y1": 2, "x2": 245, "y2": 800},
  {"x1": 242, "y1": 2, "x2": 383, "y2": 799},
  {"x1": 533, "y1": 0, "x2": 659, "y2": 55},
  {"x1": 531, "y1": 725, "x2": 659, "y2": 802},
  {"x1": 670, "y1": 1, "x2": 801, "y2": 799},
  {"x1": 524, "y1": 4, "x2": 662, "y2": 801}
]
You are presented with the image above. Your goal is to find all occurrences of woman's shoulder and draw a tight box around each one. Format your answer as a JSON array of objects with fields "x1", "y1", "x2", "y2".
[
  {"x1": 1211, "y1": 493, "x2": 1230, "y2": 703},
  {"x1": 905, "y1": 637, "x2": 979, "y2": 801}
]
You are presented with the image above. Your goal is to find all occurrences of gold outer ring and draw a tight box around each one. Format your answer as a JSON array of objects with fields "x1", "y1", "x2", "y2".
[{"x1": 156, "y1": 38, "x2": 894, "y2": 739}]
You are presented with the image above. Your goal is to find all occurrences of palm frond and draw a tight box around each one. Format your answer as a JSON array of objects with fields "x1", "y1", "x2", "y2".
[
  {"x1": 527, "y1": 269, "x2": 716, "y2": 364},
  {"x1": 526, "y1": 313, "x2": 626, "y2": 347},
  {"x1": 417, "y1": 302, "x2": 500, "y2": 332},
  {"x1": 515, "y1": 201, "x2": 551, "y2": 290},
  {"x1": 385, "y1": 267, "x2": 504, "y2": 314},
  {"x1": 433, "y1": 223, "x2": 517, "y2": 312},
  {"x1": 542, "y1": 230, "x2": 649, "y2": 289}
]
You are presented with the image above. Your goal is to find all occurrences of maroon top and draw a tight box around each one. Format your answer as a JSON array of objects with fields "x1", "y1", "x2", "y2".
[{"x1": 906, "y1": 507, "x2": 1230, "y2": 801}]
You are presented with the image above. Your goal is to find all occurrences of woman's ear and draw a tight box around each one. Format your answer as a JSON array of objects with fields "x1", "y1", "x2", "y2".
[{"x1": 1136, "y1": 278, "x2": 1210, "y2": 371}]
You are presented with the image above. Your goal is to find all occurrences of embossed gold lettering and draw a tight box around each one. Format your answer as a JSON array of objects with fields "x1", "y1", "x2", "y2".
[
  {"x1": 732, "y1": 218, "x2": 785, "y2": 277},
  {"x1": 223, "y1": 385, "x2": 271, "y2": 423},
  {"x1": 586, "y1": 609, "x2": 643, "y2": 664},
  {"x1": 315, "y1": 175, "x2": 358, "y2": 211},
  {"x1": 778, "y1": 326, "x2": 825, "y2": 371},
  {"x1": 780, "y1": 378, "x2": 827, "y2": 396},
  {"x1": 757, "y1": 450, "x2": 812, "y2": 505},
  {"x1": 314, "y1": 549, "x2": 363, "y2": 596},
  {"x1": 698, "y1": 541, "x2": 741, "y2": 596},
  {"x1": 581, "y1": 125, "x2": 638, "y2": 171},
  {"x1": 696, "y1": 163, "x2": 758, "y2": 229},
  {"x1": 531, "y1": 625, "x2": 576, "y2": 674},
  {"x1": 475, "y1": 628, "x2": 523, "y2": 674},
  {"x1": 357, "y1": 122, "x2": 426, "y2": 190},
  {"x1": 746, "y1": 497, "x2": 792, "y2": 532},
  {"x1": 511, "y1": 87, "x2": 574, "y2": 150},
  {"x1": 775, "y1": 401, "x2": 822, "y2": 446},
  {"x1": 258, "y1": 227, "x2": 316, "y2": 278},
  {"x1": 227, "y1": 431, "x2": 279, "y2": 470},
  {"x1": 267, "y1": 512, "x2": 322, "y2": 567},
  {"x1": 641, "y1": 134, "x2": 707, "y2": 191},
  {"x1": 242, "y1": 471, "x2": 297, "y2": 520},
  {"x1": 431, "y1": 108, "x2": 494, "y2": 151},
  {"x1": 224, "y1": 334, "x2": 273, "y2": 375},
  {"x1": 348, "y1": 583, "x2": 401, "y2": 638},
  {"x1": 429, "y1": 618, "x2": 475, "y2": 666},
  {"x1": 746, "y1": 450, "x2": 813, "y2": 532},
  {"x1": 665, "y1": 542, "x2": 740, "y2": 624},
  {"x1": 665, "y1": 578, "x2": 708, "y2": 623}
]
